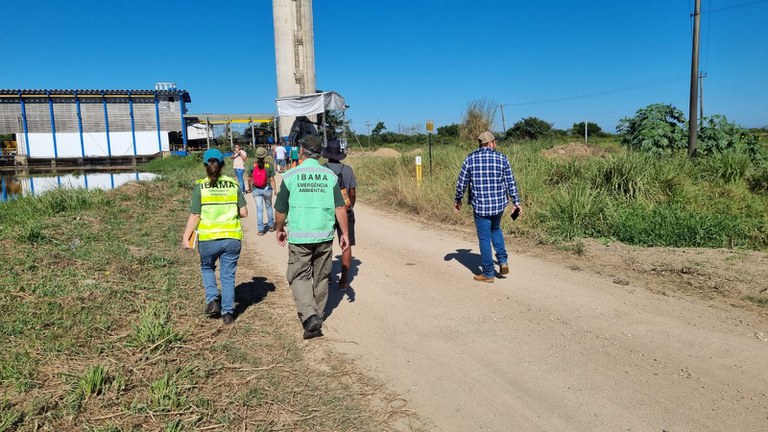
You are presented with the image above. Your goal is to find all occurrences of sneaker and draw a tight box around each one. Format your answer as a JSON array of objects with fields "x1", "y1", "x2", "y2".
[
  {"x1": 204, "y1": 299, "x2": 221, "y2": 317},
  {"x1": 222, "y1": 313, "x2": 234, "y2": 325},
  {"x1": 473, "y1": 274, "x2": 495, "y2": 283},
  {"x1": 499, "y1": 264, "x2": 510, "y2": 275},
  {"x1": 268, "y1": 226, "x2": 275, "y2": 232},
  {"x1": 257, "y1": 231, "x2": 265, "y2": 236}
]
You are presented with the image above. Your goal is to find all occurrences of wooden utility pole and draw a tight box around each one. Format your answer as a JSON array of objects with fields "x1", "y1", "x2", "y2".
[
  {"x1": 688, "y1": 0, "x2": 702, "y2": 157},
  {"x1": 698, "y1": 72, "x2": 707, "y2": 129},
  {"x1": 499, "y1": 104, "x2": 507, "y2": 135}
]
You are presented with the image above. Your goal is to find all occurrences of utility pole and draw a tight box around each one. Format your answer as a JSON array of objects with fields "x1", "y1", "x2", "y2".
[
  {"x1": 688, "y1": 0, "x2": 701, "y2": 158},
  {"x1": 364, "y1": 121, "x2": 371, "y2": 147},
  {"x1": 499, "y1": 104, "x2": 507, "y2": 135},
  {"x1": 698, "y1": 72, "x2": 707, "y2": 129},
  {"x1": 584, "y1": 118, "x2": 588, "y2": 144}
]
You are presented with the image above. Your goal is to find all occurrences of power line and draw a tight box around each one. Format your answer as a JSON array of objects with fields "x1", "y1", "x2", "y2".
[
  {"x1": 703, "y1": 0, "x2": 767, "y2": 14},
  {"x1": 501, "y1": 77, "x2": 687, "y2": 107}
]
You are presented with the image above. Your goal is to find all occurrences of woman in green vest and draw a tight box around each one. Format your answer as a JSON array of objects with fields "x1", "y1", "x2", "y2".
[{"x1": 182, "y1": 148, "x2": 248, "y2": 324}]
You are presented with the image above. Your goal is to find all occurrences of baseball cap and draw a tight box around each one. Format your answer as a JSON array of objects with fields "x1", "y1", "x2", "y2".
[
  {"x1": 478, "y1": 131, "x2": 496, "y2": 144},
  {"x1": 202, "y1": 148, "x2": 225, "y2": 164}
]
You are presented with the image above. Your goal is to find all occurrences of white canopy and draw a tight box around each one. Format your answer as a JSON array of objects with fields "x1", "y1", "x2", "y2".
[{"x1": 275, "y1": 92, "x2": 346, "y2": 117}]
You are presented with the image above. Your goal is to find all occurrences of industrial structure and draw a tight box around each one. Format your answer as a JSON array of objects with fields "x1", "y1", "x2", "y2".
[
  {"x1": 273, "y1": 0, "x2": 317, "y2": 138},
  {"x1": 0, "y1": 83, "x2": 191, "y2": 167}
]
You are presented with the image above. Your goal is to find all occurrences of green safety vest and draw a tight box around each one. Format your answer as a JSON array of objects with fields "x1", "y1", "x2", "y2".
[
  {"x1": 282, "y1": 159, "x2": 337, "y2": 244},
  {"x1": 196, "y1": 175, "x2": 243, "y2": 241}
]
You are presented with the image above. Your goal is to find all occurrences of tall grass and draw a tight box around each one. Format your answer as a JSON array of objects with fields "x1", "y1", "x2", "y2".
[{"x1": 350, "y1": 141, "x2": 768, "y2": 250}]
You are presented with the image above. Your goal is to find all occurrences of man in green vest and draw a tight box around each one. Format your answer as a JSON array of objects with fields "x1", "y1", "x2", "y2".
[{"x1": 274, "y1": 135, "x2": 349, "y2": 339}]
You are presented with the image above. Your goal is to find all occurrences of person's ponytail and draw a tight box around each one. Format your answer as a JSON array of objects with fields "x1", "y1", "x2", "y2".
[{"x1": 206, "y1": 159, "x2": 223, "y2": 184}]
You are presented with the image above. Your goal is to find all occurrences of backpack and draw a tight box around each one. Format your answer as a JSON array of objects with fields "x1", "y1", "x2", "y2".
[
  {"x1": 326, "y1": 164, "x2": 351, "y2": 207},
  {"x1": 252, "y1": 162, "x2": 270, "y2": 188}
]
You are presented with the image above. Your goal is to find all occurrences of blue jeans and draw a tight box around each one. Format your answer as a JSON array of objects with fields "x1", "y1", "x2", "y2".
[
  {"x1": 252, "y1": 186, "x2": 274, "y2": 232},
  {"x1": 474, "y1": 212, "x2": 508, "y2": 277},
  {"x1": 234, "y1": 168, "x2": 246, "y2": 191},
  {"x1": 199, "y1": 238, "x2": 241, "y2": 315}
]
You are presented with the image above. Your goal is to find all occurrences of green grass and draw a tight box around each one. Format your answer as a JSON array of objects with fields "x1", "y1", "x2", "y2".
[
  {"x1": 0, "y1": 156, "x2": 429, "y2": 431},
  {"x1": 349, "y1": 139, "x2": 768, "y2": 250}
]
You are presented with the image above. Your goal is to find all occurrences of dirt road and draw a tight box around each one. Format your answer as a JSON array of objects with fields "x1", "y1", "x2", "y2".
[{"x1": 242, "y1": 191, "x2": 768, "y2": 431}]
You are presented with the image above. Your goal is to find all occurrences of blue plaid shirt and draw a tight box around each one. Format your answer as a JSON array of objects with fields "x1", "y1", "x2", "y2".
[{"x1": 455, "y1": 147, "x2": 520, "y2": 216}]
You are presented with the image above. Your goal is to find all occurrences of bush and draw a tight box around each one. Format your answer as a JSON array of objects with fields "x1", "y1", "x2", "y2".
[
  {"x1": 506, "y1": 117, "x2": 553, "y2": 141},
  {"x1": 617, "y1": 103, "x2": 687, "y2": 156},
  {"x1": 459, "y1": 99, "x2": 496, "y2": 144}
]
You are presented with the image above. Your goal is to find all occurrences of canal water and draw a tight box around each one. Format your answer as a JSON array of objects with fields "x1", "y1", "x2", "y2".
[{"x1": 0, "y1": 170, "x2": 158, "y2": 202}]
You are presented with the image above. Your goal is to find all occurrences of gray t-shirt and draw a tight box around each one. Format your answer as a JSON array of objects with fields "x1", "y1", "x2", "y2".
[{"x1": 324, "y1": 162, "x2": 357, "y2": 196}]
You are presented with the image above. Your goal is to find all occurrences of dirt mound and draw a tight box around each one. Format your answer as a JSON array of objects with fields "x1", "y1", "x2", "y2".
[
  {"x1": 372, "y1": 148, "x2": 401, "y2": 158},
  {"x1": 542, "y1": 142, "x2": 607, "y2": 159}
]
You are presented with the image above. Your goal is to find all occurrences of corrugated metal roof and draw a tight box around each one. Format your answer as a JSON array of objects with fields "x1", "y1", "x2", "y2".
[{"x1": 0, "y1": 89, "x2": 191, "y2": 102}]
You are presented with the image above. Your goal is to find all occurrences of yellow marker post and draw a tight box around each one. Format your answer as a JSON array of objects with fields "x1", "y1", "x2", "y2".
[{"x1": 415, "y1": 156, "x2": 423, "y2": 186}]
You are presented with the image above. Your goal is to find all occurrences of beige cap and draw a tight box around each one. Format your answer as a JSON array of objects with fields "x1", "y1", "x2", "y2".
[{"x1": 477, "y1": 131, "x2": 496, "y2": 144}]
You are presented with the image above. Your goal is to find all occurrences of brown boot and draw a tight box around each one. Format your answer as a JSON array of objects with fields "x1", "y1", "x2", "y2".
[
  {"x1": 499, "y1": 264, "x2": 509, "y2": 275},
  {"x1": 473, "y1": 274, "x2": 495, "y2": 283}
]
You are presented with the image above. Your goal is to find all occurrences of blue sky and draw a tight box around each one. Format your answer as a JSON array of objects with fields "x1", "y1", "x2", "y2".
[{"x1": 4, "y1": 0, "x2": 767, "y2": 134}]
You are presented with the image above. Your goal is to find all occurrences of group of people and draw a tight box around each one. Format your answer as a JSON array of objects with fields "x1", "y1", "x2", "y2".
[
  {"x1": 182, "y1": 135, "x2": 358, "y2": 339},
  {"x1": 182, "y1": 129, "x2": 520, "y2": 339}
]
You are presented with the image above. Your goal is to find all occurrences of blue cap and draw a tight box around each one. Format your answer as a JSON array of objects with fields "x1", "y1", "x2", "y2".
[{"x1": 202, "y1": 148, "x2": 225, "y2": 164}]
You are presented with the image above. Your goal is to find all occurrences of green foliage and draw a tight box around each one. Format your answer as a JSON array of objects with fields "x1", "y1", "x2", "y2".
[
  {"x1": 697, "y1": 150, "x2": 753, "y2": 184},
  {"x1": 149, "y1": 373, "x2": 186, "y2": 411},
  {"x1": 541, "y1": 182, "x2": 611, "y2": 239},
  {"x1": 746, "y1": 162, "x2": 768, "y2": 194},
  {"x1": 0, "y1": 402, "x2": 23, "y2": 432},
  {"x1": 437, "y1": 123, "x2": 459, "y2": 137},
  {"x1": 459, "y1": 99, "x2": 496, "y2": 143},
  {"x1": 371, "y1": 121, "x2": 386, "y2": 136},
  {"x1": 507, "y1": 117, "x2": 553, "y2": 141},
  {"x1": 617, "y1": 103, "x2": 687, "y2": 156},
  {"x1": 127, "y1": 303, "x2": 184, "y2": 351},
  {"x1": 571, "y1": 121, "x2": 605, "y2": 137}
]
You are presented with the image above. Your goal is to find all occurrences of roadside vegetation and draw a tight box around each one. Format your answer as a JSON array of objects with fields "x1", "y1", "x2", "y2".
[
  {"x1": 0, "y1": 155, "x2": 426, "y2": 431},
  {"x1": 349, "y1": 103, "x2": 768, "y2": 251}
]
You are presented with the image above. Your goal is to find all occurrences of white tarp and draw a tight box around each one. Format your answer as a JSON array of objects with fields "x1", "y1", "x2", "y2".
[{"x1": 276, "y1": 92, "x2": 346, "y2": 116}]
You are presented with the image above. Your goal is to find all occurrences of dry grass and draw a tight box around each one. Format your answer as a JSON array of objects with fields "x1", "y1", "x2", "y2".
[{"x1": 0, "y1": 163, "x2": 431, "y2": 432}]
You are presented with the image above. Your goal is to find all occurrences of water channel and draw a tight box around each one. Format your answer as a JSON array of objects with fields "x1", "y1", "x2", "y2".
[{"x1": 0, "y1": 170, "x2": 158, "y2": 202}]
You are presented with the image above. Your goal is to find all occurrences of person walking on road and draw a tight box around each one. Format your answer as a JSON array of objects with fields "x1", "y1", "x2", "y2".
[
  {"x1": 274, "y1": 135, "x2": 349, "y2": 339},
  {"x1": 273, "y1": 142, "x2": 287, "y2": 173},
  {"x1": 453, "y1": 131, "x2": 522, "y2": 283},
  {"x1": 251, "y1": 147, "x2": 276, "y2": 235},
  {"x1": 232, "y1": 144, "x2": 248, "y2": 192},
  {"x1": 182, "y1": 148, "x2": 248, "y2": 324},
  {"x1": 323, "y1": 139, "x2": 357, "y2": 289}
]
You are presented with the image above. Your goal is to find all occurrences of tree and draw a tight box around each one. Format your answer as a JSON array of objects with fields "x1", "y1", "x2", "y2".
[
  {"x1": 371, "y1": 121, "x2": 386, "y2": 136},
  {"x1": 437, "y1": 123, "x2": 459, "y2": 137},
  {"x1": 506, "y1": 117, "x2": 553, "y2": 140},
  {"x1": 571, "y1": 121, "x2": 605, "y2": 138},
  {"x1": 616, "y1": 103, "x2": 687, "y2": 156}
]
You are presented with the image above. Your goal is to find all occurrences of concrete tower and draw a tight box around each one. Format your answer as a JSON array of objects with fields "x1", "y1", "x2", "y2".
[{"x1": 273, "y1": 0, "x2": 317, "y2": 138}]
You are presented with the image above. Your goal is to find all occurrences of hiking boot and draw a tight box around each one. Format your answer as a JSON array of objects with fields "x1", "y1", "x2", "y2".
[
  {"x1": 222, "y1": 313, "x2": 234, "y2": 325},
  {"x1": 303, "y1": 328, "x2": 323, "y2": 339},
  {"x1": 473, "y1": 274, "x2": 495, "y2": 283},
  {"x1": 303, "y1": 315, "x2": 323, "y2": 333},
  {"x1": 204, "y1": 299, "x2": 221, "y2": 317},
  {"x1": 499, "y1": 264, "x2": 510, "y2": 275}
]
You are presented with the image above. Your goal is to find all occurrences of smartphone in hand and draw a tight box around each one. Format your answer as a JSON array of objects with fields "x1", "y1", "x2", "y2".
[{"x1": 511, "y1": 206, "x2": 521, "y2": 221}]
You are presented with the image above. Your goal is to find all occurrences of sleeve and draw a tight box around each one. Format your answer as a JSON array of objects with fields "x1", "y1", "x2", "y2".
[
  {"x1": 344, "y1": 165, "x2": 357, "y2": 189},
  {"x1": 503, "y1": 158, "x2": 520, "y2": 205},
  {"x1": 455, "y1": 157, "x2": 470, "y2": 202},
  {"x1": 274, "y1": 182, "x2": 290, "y2": 213},
  {"x1": 189, "y1": 184, "x2": 202, "y2": 214},
  {"x1": 237, "y1": 189, "x2": 247, "y2": 208},
  {"x1": 333, "y1": 183, "x2": 345, "y2": 207}
]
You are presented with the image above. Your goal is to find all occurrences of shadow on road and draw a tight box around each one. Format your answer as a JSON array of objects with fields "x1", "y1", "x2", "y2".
[
  {"x1": 324, "y1": 256, "x2": 362, "y2": 320},
  {"x1": 444, "y1": 248, "x2": 483, "y2": 275},
  {"x1": 234, "y1": 276, "x2": 276, "y2": 320}
]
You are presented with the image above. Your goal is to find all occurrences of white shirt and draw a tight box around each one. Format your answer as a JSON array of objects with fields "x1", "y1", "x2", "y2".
[{"x1": 274, "y1": 146, "x2": 287, "y2": 160}]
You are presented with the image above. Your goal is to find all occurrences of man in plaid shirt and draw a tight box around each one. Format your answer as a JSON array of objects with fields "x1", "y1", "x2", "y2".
[{"x1": 454, "y1": 131, "x2": 522, "y2": 283}]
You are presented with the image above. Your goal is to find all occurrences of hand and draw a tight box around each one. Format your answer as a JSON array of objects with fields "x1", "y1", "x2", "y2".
[
  {"x1": 276, "y1": 229, "x2": 287, "y2": 247},
  {"x1": 339, "y1": 233, "x2": 350, "y2": 251},
  {"x1": 181, "y1": 237, "x2": 190, "y2": 249},
  {"x1": 453, "y1": 201, "x2": 462, "y2": 213}
]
